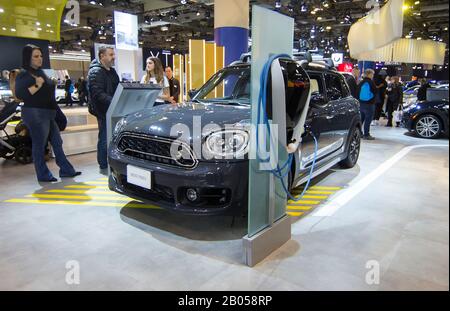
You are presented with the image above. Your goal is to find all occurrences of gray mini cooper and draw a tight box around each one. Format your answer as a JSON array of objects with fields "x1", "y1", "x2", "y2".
[{"x1": 108, "y1": 59, "x2": 361, "y2": 215}]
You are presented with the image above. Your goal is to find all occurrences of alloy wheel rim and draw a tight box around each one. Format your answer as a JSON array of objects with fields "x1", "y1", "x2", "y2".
[
  {"x1": 349, "y1": 130, "x2": 361, "y2": 163},
  {"x1": 416, "y1": 117, "x2": 440, "y2": 138}
]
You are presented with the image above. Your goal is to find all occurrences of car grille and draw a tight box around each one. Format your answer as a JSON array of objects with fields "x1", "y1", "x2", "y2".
[{"x1": 117, "y1": 133, "x2": 197, "y2": 169}]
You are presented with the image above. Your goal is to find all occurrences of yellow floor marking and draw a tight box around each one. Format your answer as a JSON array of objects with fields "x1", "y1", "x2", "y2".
[
  {"x1": 27, "y1": 194, "x2": 132, "y2": 202},
  {"x1": 4, "y1": 199, "x2": 161, "y2": 209},
  {"x1": 292, "y1": 195, "x2": 328, "y2": 200},
  {"x1": 46, "y1": 189, "x2": 123, "y2": 196},
  {"x1": 287, "y1": 206, "x2": 313, "y2": 211},
  {"x1": 65, "y1": 185, "x2": 109, "y2": 189},
  {"x1": 84, "y1": 181, "x2": 109, "y2": 185},
  {"x1": 287, "y1": 200, "x2": 320, "y2": 205},
  {"x1": 309, "y1": 186, "x2": 342, "y2": 190},
  {"x1": 304, "y1": 190, "x2": 334, "y2": 195},
  {"x1": 98, "y1": 178, "x2": 109, "y2": 181},
  {"x1": 287, "y1": 212, "x2": 304, "y2": 217}
]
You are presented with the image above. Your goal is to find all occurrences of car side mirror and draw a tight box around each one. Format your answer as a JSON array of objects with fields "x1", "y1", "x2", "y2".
[
  {"x1": 310, "y1": 92, "x2": 326, "y2": 106},
  {"x1": 188, "y1": 89, "x2": 198, "y2": 99}
]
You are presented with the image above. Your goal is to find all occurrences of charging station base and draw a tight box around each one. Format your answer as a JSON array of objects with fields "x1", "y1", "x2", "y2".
[{"x1": 243, "y1": 215, "x2": 291, "y2": 267}]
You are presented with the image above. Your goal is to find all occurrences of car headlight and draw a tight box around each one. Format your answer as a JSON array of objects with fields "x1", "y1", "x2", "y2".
[
  {"x1": 113, "y1": 118, "x2": 126, "y2": 138},
  {"x1": 403, "y1": 97, "x2": 417, "y2": 108},
  {"x1": 204, "y1": 129, "x2": 249, "y2": 159}
]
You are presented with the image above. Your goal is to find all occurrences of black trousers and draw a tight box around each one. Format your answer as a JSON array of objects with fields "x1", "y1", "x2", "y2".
[
  {"x1": 65, "y1": 91, "x2": 72, "y2": 106},
  {"x1": 374, "y1": 100, "x2": 384, "y2": 120}
]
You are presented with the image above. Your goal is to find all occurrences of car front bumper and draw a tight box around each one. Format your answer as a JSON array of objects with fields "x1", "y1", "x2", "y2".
[
  {"x1": 401, "y1": 111, "x2": 415, "y2": 131},
  {"x1": 108, "y1": 148, "x2": 249, "y2": 216}
]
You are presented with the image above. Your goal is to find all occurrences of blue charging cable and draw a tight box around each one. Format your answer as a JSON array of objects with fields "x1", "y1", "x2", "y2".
[{"x1": 256, "y1": 54, "x2": 319, "y2": 202}]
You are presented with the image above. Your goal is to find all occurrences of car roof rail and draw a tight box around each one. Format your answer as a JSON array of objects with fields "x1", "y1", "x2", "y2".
[
  {"x1": 293, "y1": 51, "x2": 313, "y2": 63},
  {"x1": 239, "y1": 52, "x2": 252, "y2": 63},
  {"x1": 309, "y1": 59, "x2": 337, "y2": 71}
]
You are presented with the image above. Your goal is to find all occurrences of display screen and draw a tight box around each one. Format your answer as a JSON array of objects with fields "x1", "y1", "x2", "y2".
[{"x1": 114, "y1": 11, "x2": 138, "y2": 51}]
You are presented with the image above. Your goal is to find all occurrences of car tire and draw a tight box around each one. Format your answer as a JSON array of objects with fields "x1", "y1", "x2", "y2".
[
  {"x1": 339, "y1": 126, "x2": 361, "y2": 169},
  {"x1": 414, "y1": 114, "x2": 442, "y2": 139}
]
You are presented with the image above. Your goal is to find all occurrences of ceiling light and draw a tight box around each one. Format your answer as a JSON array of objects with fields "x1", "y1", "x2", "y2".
[
  {"x1": 326, "y1": 26, "x2": 332, "y2": 30},
  {"x1": 415, "y1": 1, "x2": 420, "y2": 4},
  {"x1": 417, "y1": 37, "x2": 422, "y2": 40},
  {"x1": 11, "y1": 28, "x2": 16, "y2": 32},
  {"x1": 275, "y1": 1, "x2": 281, "y2": 9},
  {"x1": 36, "y1": 22, "x2": 41, "y2": 26},
  {"x1": 0, "y1": 8, "x2": 4, "y2": 13},
  {"x1": 46, "y1": 7, "x2": 55, "y2": 11},
  {"x1": 2, "y1": 27, "x2": 6, "y2": 31},
  {"x1": 181, "y1": 0, "x2": 187, "y2": 4}
]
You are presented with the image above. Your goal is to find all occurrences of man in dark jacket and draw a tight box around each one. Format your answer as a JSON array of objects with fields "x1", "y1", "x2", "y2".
[
  {"x1": 64, "y1": 75, "x2": 72, "y2": 107},
  {"x1": 87, "y1": 47, "x2": 120, "y2": 172},
  {"x1": 417, "y1": 78, "x2": 430, "y2": 101},
  {"x1": 386, "y1": 76, "x2": 403, "y2": 127},
  {"x1": 357, "y1": 69, "x2": 378, "y2": 140},
  {"x1": 165, "y1": 66, "x2": 180, "y2": 103}
]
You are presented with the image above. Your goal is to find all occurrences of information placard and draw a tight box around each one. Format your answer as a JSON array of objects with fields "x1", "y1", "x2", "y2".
[{"x1": 114, "y1": 11, "x2": 138, "y2": 51}]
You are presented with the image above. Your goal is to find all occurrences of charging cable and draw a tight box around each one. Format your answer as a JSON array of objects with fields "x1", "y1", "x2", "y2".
[{"x1": 256, "y1": 54, "x2": 319, "y2": 202}]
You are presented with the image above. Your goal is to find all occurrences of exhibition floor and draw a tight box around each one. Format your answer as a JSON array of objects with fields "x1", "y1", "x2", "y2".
[{"x1": 0, "y1": 126, "x2": 448, "y2": 291}]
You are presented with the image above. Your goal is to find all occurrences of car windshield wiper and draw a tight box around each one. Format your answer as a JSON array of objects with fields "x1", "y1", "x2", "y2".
[
  {"x1": 191, "y1": 99, "x2": 205, "y2": 104},
  {"x1": 210, "y1": 100, "x2": 249, "y2": 106}
]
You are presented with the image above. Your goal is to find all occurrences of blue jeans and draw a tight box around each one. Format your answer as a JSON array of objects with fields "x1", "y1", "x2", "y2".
[
  {"x1": 21, "y1": 107, "x2": 76, "y2": 181},
  {"x1": 360, "y1": 103, "x2": 375, "y2": 136},
  {"x1": 96, "y1": 116, "x2": 108, "y2": 169}
]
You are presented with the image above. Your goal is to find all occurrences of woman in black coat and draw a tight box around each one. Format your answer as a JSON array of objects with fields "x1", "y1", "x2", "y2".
[{"x1": 15, "y1": 44, "x2": 81, "y2": 182}]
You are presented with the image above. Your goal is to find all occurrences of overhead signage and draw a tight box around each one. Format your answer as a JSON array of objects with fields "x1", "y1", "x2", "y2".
[{"x1": 114, "y1": 11, "x2": 138, "y2": 50}]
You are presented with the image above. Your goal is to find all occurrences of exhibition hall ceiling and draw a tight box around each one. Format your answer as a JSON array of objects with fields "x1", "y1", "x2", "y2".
[{"x1": 4, "y1": 0, "x2": 448, "y2": 56}]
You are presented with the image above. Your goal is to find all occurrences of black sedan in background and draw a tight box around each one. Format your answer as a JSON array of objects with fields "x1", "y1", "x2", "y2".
[{"x1": 402, "y1": 88, "x2": 449, "y2": 139}]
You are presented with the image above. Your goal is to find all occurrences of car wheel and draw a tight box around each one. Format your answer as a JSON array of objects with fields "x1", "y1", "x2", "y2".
[
  {"x1": 339, "y1": 126, "x2": 361, "y2": 169},
  {"x1": 15, "y1": 146, "x2": 33, "y2": 164},
  {"x1": 414, "y1": 114, "x2": 442, "y2": 139}
]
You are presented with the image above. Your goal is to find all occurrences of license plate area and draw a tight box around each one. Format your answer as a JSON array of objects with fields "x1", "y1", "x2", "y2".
[{"x1": 127, "y1": 165, "x2": 152, "y2": 190}]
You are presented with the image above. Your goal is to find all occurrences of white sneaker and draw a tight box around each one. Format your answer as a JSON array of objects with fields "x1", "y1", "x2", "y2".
[{"x1": 371, "y1": 121, "x2": 377, "y2": 126}]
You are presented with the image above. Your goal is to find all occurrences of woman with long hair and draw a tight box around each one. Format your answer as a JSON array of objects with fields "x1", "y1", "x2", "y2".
[
  {"x1": 14, "y1": 44, "x2": 80, "y2": 182},
  {"x1": 141, "y1": 57, "x2": 175, "y2": 105}
]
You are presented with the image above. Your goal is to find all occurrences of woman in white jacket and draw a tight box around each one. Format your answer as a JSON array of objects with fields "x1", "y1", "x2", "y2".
[{"x1": 141, "y1": 57, "x2": 175, "y2": 105}]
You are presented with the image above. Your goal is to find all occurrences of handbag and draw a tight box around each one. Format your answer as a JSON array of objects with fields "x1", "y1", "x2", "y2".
[
  {"x1": 393, "y1": 105, "x2": 403, "y2": 123},
  {"x1": 55, "y1": 105, "x2": 68, "y2": 131}
]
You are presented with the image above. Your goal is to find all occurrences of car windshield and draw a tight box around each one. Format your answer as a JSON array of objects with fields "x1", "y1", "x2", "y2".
[{"x1": 193, "y1": 67, "x2": 250, "y2": 105}]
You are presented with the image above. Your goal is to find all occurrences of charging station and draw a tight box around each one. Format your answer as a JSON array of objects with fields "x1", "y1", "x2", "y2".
[{"x1": 243, "y1": 6, "x2": 312, "y2": 267}]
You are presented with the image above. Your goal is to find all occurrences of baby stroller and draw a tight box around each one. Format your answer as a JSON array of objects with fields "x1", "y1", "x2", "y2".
[{"x1": 0, "y1": 100, "x2": 33, "y2": 164}]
